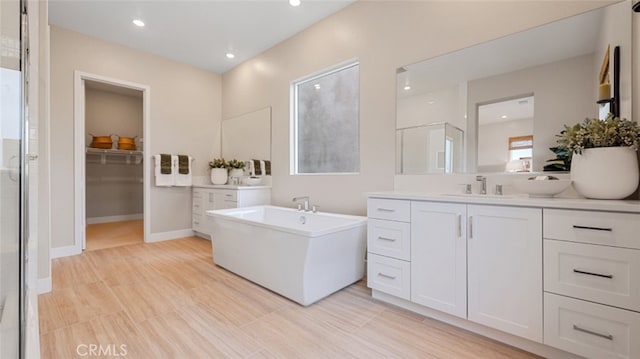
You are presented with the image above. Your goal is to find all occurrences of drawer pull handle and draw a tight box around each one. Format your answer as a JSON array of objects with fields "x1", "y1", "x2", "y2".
[
  {"x1": 378, "y1": 236, "x2": 397, "y2": 242},
  {"x1": 572, "y1": 225, "x2": 612, "y2": 232},
  {"x1": 377, "y1": 272, "x2": 396, "y2": 280},
  {"x1": 573, "y1": 269, "x2": 613, "y2": 279},
  {"x1": 572, "y1": 325, "x2": 613, "y2": 340},
  {"x1": 377, "y1": 208, "x2": 395, "y2": 212},
  {"x1": 225, "y1": 194, "x2": 233, "y2": 197}
]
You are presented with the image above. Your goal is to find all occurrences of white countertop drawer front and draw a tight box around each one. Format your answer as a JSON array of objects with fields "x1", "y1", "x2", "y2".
[
  {"x1": 367, "y1": 253, "x2": 410, "y2": 300},
  {"x1": 214, "y1": 190, "x2": 238, "y2": 201},
  {"x1": 544, "y1": 292, "x2": 640, "y2": 359},
  {"x1": 544, "y1": 239, "x2": 640, "y2": 311},
  {"x1": 544, "y1": 209, "x2": 640, "y2": 249},
  {"x1": 367, "y1": 198, "x2": 410, "y2": 222},
  {"x1": 367, "y1": 219, "x2": 410, "y2": 261}
]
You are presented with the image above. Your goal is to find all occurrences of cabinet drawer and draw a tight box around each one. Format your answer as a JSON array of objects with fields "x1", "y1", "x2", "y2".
[
  {"x1": 367, "y1": 198, "x2": 410, "y2": 222},
  {"x1": 215, "y1": 190, "x2": 237, "y2": 202},
  {"x1": 544, "y1": 209, "x2": 640, "y2": 249},
  {"x1": 192, "y1": 189, "x2": 203, "y2": 199},
  {"x1": 544, "y1": 293, "x2": 640, "y2": 359},
  {"x1": 367, "y1": 253, "x2": 410, "y2": 300},
  {"x1": 544, "y1": 239, "x2": 640, "y2": 311},
  {"x1": 367, "y1": 219, "x2": 410, "y2": 261}
]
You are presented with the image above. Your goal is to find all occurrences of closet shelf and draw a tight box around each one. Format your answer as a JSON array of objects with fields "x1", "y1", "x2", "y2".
[{"x1": 86, "y1": 147, "x2": 143, "y2": 165}]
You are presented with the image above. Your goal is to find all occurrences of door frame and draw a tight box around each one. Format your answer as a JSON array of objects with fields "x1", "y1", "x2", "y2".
[{"x1": 73, "y1": 71, "x2": 150, "y2": 252}]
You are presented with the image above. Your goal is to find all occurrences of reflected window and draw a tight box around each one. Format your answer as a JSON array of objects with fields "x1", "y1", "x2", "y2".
[
  {"x1": 291, "y1": 61, "x2": 359, "y2": 174},
  {"x1": 508, "y1": 135, "x2": 533, "y2": 172}
]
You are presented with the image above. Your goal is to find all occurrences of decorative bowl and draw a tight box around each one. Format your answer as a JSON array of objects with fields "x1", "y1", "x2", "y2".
[
  {"x1": 242, "y1": 176, "x2": 262, "y2": 186},
  {"x1": 513, "y1": 179, "x2": 572, "y2": 198}
]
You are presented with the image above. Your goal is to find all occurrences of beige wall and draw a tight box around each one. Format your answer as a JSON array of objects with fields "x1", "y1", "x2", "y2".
[
  {"x1": 85, "y1": 88, "x2": 143, "y2": 140},
  {"x1": 50, "y1": 26, "x2": 222, "y2": 248},
  {"x1": 222, "y1": 0, "x2": 615, "y2": 215}
]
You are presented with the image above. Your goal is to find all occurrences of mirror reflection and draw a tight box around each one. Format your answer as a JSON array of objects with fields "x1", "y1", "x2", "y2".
[
  {"x1": 396, "y1": 2, "x2": 631, "y2": 174},
  {"x1": 221, "y1": 107, "x2": 272, "y2": 161},
  {"x1": 477, "y1": 95, "x2": 534, "y2": 172}
]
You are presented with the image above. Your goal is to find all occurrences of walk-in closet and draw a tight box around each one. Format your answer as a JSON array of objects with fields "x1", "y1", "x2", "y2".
[{"x1": 84, "y1": 80, "x2": 144, "y2": 250}]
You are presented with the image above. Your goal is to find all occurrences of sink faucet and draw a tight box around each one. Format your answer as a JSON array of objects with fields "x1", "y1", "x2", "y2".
[
  {"x1": 292, "y1": 196, "x2": 310, "y2": 211},
  {"x1": 476, "y1": 176, "x2": 487, "y2": 195}
]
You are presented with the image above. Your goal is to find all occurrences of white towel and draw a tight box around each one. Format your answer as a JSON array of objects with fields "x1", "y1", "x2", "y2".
[
  {"x1": 246, "y1": 160, "x2": 255, "y2": 176},
  {"x1": 174, "y1": 155, "x2": 193, "y2": 187},
  {"x1": 259, "y1": 160, "x2": 266, "y2": 177},
  {"x1": 154, "y1": 154, "x2": 175, "y2": 187}
]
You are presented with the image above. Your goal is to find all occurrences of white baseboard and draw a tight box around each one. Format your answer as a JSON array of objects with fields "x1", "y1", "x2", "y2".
[
  {"x1": 147, "y1": 229, "x2": 195, "y2": 243},
  {"x1": 38, "y1": 277, "x2": 52, "y2": 294},
  {"x1": 87, "y1": 213, "x2": 143, "y2": 224},
  {"x1": 50, "y1": 245, "x2": 81, "y2": 259}
]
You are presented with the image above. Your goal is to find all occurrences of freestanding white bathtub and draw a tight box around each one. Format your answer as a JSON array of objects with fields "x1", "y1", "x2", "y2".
[{"x1": 206, "y1": 205, "x2": 367, "y2": 306}]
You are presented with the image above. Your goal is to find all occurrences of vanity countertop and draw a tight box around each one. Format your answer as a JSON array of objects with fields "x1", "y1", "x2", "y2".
[
  {"x1": 194, "y1": 184, "x2": 271, "y2": 190},
  {"x1": 367, "y1": 191, "x2": 640, "y2": 214}
]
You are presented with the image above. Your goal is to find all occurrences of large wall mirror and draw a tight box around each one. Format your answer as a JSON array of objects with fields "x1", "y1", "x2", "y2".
[
  {"x1": 396, "y1": 2, "x2": 631, "y2": 174},
  {"x1": 221, "y1": 106, "x2": 272, "y2": 161}
]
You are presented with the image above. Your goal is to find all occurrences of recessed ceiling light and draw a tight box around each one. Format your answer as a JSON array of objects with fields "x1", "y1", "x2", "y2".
[
  {"x1": 501, "y1": 115, "x2": 508, "y2": 119},
  {"x1": 226, "y1": 53, "x2": 235, "y2": 59},
  {"x1": 132, "y1": 19, "x2": 145, "y2": 27},
  {"x1": 403, "y1": 85, "x2": 411, "y2": 91},
  {"x1": 289, "y1": 0, "x2": 301, "y2": 6},
  {"x1": 314, "y1": 84, "x2": 321, "y2": 90}
]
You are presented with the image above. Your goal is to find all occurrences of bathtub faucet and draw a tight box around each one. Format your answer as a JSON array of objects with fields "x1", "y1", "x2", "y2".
[{"x1": 292, "y1": 196, "x2": 310, "y2": 212}]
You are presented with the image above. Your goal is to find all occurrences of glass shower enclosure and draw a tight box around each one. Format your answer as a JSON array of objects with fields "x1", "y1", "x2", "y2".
[
  {"x1": 1, "y1": 0, "x2": 27, "y2": 357},
  {"x1": 396, "y1": 122, "x2": 464, "y2": 174}
]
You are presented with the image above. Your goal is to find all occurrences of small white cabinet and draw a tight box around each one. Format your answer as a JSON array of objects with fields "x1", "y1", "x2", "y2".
[
  {"x1": 411, "y1": 202, "x2": 467, "y2": 319},
  {"x1": 192, "y1": 186, "x2": 271, "y2": 237},
  {"x1": 467, "y1": 205, "x2": 542, "y2": 342}
]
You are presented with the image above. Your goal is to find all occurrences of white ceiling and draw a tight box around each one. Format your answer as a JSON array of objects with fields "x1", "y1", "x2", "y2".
[
  {"x1": 478, "y1": 96, "x2": 534, "y2": 125},
  {"x1": 48, "y1": 0, "x2": 354, "y2": 74}
]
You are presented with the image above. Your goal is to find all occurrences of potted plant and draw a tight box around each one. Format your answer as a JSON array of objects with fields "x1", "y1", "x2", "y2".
[
  {"x1": 556, "y1": 114, "x2": 640, "y2": 199},
  {"x1": 226, "y1": 159, "x2": 246, "y2": 179},
  {"x1": 209, "y1": 158, "x2": 228, "y2": 185}
]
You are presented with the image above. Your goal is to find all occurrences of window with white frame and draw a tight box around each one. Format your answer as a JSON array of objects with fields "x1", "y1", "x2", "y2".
[{"x1": 292, "y1": 61, "x2": 359, "y2": 174}]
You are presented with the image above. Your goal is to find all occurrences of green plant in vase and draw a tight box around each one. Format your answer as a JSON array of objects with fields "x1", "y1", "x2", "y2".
[{"x1": 554, "y1": 114, "x2": 640, "y2": 199}]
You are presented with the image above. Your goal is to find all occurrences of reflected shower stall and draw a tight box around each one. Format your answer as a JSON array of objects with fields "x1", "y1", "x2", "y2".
[{"x1": 397, "y1": 122, "x2": 464, "y2": 174}]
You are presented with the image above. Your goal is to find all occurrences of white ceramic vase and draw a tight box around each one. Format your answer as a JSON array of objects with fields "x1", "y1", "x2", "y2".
[
  {"x1": 210, "y1": 168, "x2": 228, "y2": 185},
  {"x1": 571, "y1": 146, "x2": 639, "y2": 199}
]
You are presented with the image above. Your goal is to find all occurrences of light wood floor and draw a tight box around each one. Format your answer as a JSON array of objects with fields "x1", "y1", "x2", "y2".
[
  {"x1": 39, "y1": 237, "x2": 540, "y2": 358},
  {"x1": 85, "y1": 219, "x2": 143, "y2": 251}
]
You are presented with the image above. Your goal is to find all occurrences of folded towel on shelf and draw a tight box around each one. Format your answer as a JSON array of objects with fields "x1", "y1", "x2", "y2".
[
  {"x1": 174, "y1": 155, "x2": 192, "y2": 187},
  {"x1": 154, "y1": 154, "x2": 175, "y2": 187},
  {"x1": 245, "y1": 160, "x2": 254, "y2": 176},
  {"x1": 178, "y1": 155, "x2": 190, "y2": 174},
  {"x1": 160, "y1": 153, "x2": 172, "y2": 174},
  {"x1": 252, "y1": 159, "x2": 262, "y2": 176},
  {"x1": 264, "y1": 160, "x2": 271, "y2": 175}
]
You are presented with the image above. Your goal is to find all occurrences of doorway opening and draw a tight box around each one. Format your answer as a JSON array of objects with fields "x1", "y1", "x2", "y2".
[{"x1": 74, "y1": 72, "x2": 150, "y2": 252}]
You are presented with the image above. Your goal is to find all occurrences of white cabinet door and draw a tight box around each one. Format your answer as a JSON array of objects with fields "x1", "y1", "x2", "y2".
[
  {"x1": 213, "y1": 190, "x2": 237, "y2": 210},
  {"x1": 411, "y1": 202, "x2": 467, "y2": 318},
  {"x1": 467, "y1": 205, "x2": 542, "y2": 342}
]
